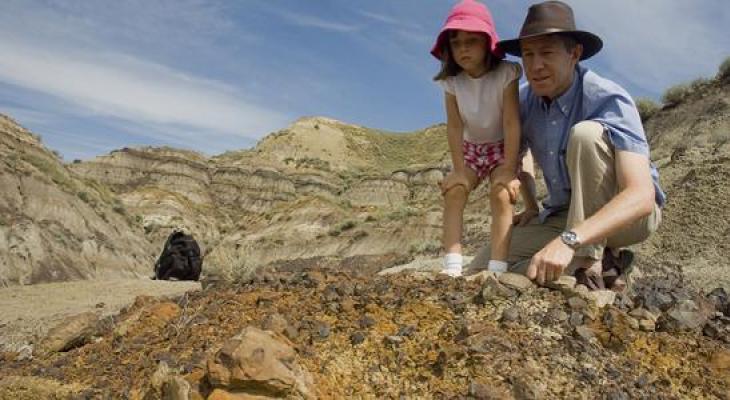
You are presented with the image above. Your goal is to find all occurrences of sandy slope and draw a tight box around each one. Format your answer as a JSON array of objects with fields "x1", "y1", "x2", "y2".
[{"x1": 0, "y1": 279, "x2": 200, "y2": 352}]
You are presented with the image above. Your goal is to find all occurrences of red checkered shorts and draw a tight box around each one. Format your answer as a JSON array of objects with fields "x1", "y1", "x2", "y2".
[{"x1": 462, "y1": 140, "x2": 506, "y2": 181}]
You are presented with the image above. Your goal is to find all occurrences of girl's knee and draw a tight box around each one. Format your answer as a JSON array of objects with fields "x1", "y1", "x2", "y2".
[
  {"x1": 489, "y1": 185, "x2": 512, "y2": 207},
  {"x1": 444, "y1": 184, "x2": 468, "y2": 203}
]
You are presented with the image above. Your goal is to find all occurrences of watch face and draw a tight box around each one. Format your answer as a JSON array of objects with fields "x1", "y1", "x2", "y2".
[{"x1": 561, "y1": 231, "x2": 578, "y2": 246}]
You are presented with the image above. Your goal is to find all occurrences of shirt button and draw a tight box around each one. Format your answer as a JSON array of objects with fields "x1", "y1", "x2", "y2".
[
  {"x1": 549, "y1": 151, "x2": 554, "y2": 155},
  {"x1": 551, "y1": 120, "x2": 557, "y2": 125}
]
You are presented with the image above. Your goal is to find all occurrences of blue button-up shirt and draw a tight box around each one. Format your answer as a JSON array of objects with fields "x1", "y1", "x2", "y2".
[{"x1": 520, "y1": 65, "x2": 666, "y2": 221}]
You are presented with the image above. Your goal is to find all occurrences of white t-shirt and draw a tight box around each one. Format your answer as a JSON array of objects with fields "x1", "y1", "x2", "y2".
[{"x1": 438, "y1": 61, "x2": 522, "y2": 144}]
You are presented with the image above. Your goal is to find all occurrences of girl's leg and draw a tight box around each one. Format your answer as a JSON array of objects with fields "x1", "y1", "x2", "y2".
[
  {"x1": 442, "y1": 168, "x2": 480, "y2": 255},
  {"x1": 488, "y1": 165, "x2": 516, "y2": 265}
]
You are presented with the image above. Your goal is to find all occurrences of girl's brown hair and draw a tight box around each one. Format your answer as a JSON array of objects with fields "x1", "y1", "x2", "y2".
[{"x1": 433, "y1": 31, "x2": 500, "y2": 81}]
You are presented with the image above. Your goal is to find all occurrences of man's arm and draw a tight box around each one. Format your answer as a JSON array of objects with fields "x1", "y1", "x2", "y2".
[
  {"x1": 526, "y1": 150, "x2": 655, "y2": 284},
  {"x1": 571, "y1": 150, "x2": 655, "y2": 244}
]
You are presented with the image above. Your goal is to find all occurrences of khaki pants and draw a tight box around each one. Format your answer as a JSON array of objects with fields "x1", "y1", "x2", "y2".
[{"x1": 468, "y1": 121, "x2": 661, "y2": 274}]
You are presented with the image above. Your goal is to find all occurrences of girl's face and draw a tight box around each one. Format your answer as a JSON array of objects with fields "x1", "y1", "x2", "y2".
[{"x1": 449, "y1": 30, "x2": 489, "y2": 77}]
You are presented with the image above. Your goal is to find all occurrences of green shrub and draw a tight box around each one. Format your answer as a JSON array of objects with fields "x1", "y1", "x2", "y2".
[
  {"x1": 77, "y1": 191, "x2": 91, "y2": 203},
  {"x1": 328, "y1": 220, "x2": 357, "y2": 236},
  {"x1": 408, "y1": 239, "x2": 441, "y2": 255},
  {"x1": 635, "y1": 98, "x2": 660, "y2": 122},
  {"x1": 662, "y1": 83, "x2": 692, "y2": 106},
  {"x1": 717, "y1": 56, "x2": 730, "y2": 80}
]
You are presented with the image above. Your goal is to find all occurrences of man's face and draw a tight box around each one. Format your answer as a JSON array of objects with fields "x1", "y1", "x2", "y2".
[{"x1": 520, "y1": 35, "x2": 582, "y2": 99}]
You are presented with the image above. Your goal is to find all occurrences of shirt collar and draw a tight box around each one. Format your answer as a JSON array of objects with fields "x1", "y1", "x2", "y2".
[{"x1": 538, "y1": 66, "x2": 581, "y2": 116}]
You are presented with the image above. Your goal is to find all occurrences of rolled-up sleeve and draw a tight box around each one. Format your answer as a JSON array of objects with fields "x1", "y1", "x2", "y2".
[{"x1": 588, "y1": 83, "x2": 649, "y2": 156}]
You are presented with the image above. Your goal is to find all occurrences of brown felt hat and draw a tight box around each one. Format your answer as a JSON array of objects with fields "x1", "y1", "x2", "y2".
[{"x1": 497, "y1": 1, "x2": 603, "y2": 60}]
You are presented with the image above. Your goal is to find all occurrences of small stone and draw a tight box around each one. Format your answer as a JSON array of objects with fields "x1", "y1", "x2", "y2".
[
  {"x1": 350, "y1": 332, "x2": 366, "y2": 345},
  {"x1": 316, "y1": 322, "x2": 330, "y2": 339},
  {"x1": 95, "y1": 302, "x2": 105, "y2": 308},
  {"x1": 568, "y1": 296, "x2": 588, "y2": 311},
  {"x1": 626, "y1": 317, "x2": 640, "y2": 330},
  {"x1": 547, "y1": 308, "x2": 569, "y2": 323},
  {"x1": 261, "y1": 313, "x2": 289, "y2": 335},
  {"x1": 643, "y1": 291, "x2": 675, "y2": 311},
  {"x1": 501, "y1": 306, "x2": 521, "y2": 323},
  {"x1": 384, "y1": 335, "x2": 404, "y2": 346},
  {"x1": 359, "y1": 316, "x2": 376, "y2": 329},
  {"x1": 569, "y1": 312, "x2": 584, "y2": 327},
  {"x1": 15, "y1": 344, "x2": 33, "y2": 361},
  {"x1": 639, "y1": 319, "x2": 655, "y2": 332},
  {"x1": 544, "y1": 275, "x2": 576, "y2": 291},
  {"x1": 479, "y1": 277, "x2": 518, "y2": 303},
  {"x1": 586, "y1": 290, "x2": 616, "y2": 309},
  {"x1": 629, "y1": 307, "x2": 659, "y2": 322},
  {"x1": 659, "y1": 300, "x2": 709, "y2": 333},
  {"x1": 498, "y1": 272, "x2": 534, "y2": 292},
  {"x1": 575, "y1": 326, "x2": 596, "y2": 341}
]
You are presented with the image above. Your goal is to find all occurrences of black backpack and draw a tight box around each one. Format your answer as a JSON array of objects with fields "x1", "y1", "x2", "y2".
[{"x1": 154, "y1": 231, "x2": 202, "y2": 281}]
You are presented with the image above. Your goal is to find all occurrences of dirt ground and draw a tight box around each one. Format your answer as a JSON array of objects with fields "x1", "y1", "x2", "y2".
[{"x1": 0, "y1": 279, "x2": 200, "y2": 352}]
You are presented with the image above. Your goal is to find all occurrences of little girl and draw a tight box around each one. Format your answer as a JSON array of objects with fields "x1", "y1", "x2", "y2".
[{"x1": 431, "y1": 0, "x2": 538, "y2": 277}]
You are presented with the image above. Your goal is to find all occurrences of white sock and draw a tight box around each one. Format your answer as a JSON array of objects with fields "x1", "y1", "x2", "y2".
[
  {"x1": 441, "y1": 253, "x2": 463, "y2": 277},
  {"x1": 443, "y1": 253, "x2": 463, "y2": 269},
  {"x1": 487, "y1": 260, "x2": 508, "y2": 273}
]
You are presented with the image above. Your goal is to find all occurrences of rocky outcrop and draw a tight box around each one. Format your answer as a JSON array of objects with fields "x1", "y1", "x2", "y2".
[{"x1": 0, "y1": 115, "x2": 154, "y2": 285}]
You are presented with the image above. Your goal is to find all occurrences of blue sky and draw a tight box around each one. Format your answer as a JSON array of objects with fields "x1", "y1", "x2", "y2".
[{"x1": 1, "y1": 1, "x2": 728, "y2": 161}]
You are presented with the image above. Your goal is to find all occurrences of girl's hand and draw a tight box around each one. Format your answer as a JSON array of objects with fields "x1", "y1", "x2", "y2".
[
  {"x1": 513, "y1": 207, "x2": 539, "y2": 226},
  {"x1": 440, "y1": 170, "x2": 471, "y2": 194}
]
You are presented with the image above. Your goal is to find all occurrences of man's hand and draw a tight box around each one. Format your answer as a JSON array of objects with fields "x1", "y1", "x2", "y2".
[
  {"x1": 440, "y1": 170, "x2": 471, "y2": 194},
  {"x1": 513, "y1": 207, "x2": 539, "y2": 226},
  {"x1": 526, "y1": 238, "x2": 575, "y2": 285}
]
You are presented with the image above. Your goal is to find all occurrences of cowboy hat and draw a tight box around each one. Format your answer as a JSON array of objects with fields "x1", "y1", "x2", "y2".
[{"x1": 498, "y1": 1, "x2": 602, "y2": 60}]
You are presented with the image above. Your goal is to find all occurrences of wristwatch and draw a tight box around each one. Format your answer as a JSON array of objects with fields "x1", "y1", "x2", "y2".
[{"x1": 559, "y1": 230, "x2": 581, "y2": 249}]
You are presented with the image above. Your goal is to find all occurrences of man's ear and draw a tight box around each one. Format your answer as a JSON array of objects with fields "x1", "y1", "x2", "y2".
[{"x1": 572, "y1": 43, "x2": 584, "y2": 63}]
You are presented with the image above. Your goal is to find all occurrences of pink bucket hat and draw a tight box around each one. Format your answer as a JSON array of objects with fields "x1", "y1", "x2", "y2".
[{"x1": 430, "y1": 0, "x2": 505, "y2": 61}]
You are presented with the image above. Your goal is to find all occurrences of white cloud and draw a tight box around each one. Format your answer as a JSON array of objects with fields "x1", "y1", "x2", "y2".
[
  {"x1": 0, "y1": 39, "x2": 289, "y2": 141},
  {"x1": 274, "y1": 9, "x2": 361, "y2": 33}
]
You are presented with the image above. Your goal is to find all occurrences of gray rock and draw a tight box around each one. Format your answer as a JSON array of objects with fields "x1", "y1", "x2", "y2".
[
  {"x1": 501, "y1": 306, "x2": 521, "y2": 323},
  {"x1": 659, "y1": 300, "x2": 710, "y2": 332},
  {"x1": 639, "y1": 319, "x2": 656, "y2": 332},
  {"x1": 586, "y1": 290, "x2": 616, "y2": 309},
  {"x1": 575, "y1": 326, "x2": 596, "y2": 342},
  {"x1": 568, "y1": 296, "x2": 588, "y2": 311},
  {"x1": 544, "y1": 275, "x2": 576, "y2": 291},
  {"x1": 629, "y1": 308, "x2": 659, "y2": 323},
  {"x1": 479, "y1": 277, "x2": 518, "y2": 303},
  {"x1": 569, "y1": 312, "x2": 584, "y2": 327},
  {"x1": 16, "y1": 344, "x2": 33, "y2": 361},
  {"x1": 547, "y1": 308, "x2": 569, "y2": 323},
  {"x1": 498, "y1": 273, "x2": 534, "y2": 292},
  {"x1": 39, "y1": 312, "x2": 99, "y2": 354},
  {"x1": 350, "y1": 331, "x2": 366, "y2": 345}
]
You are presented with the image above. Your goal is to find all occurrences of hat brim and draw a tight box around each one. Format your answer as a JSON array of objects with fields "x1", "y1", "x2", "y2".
[
  {"x1": 430, "y1": 20, "x2": 505, "y2": 61},
  {"x1": 497, "y1": 30, "x2": 603, "y2": 61}
]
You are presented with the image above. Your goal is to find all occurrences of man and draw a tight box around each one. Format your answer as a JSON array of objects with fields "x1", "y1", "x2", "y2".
[{"x1": 468, "y1": 1, "x2": 665, "y2": 290}]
